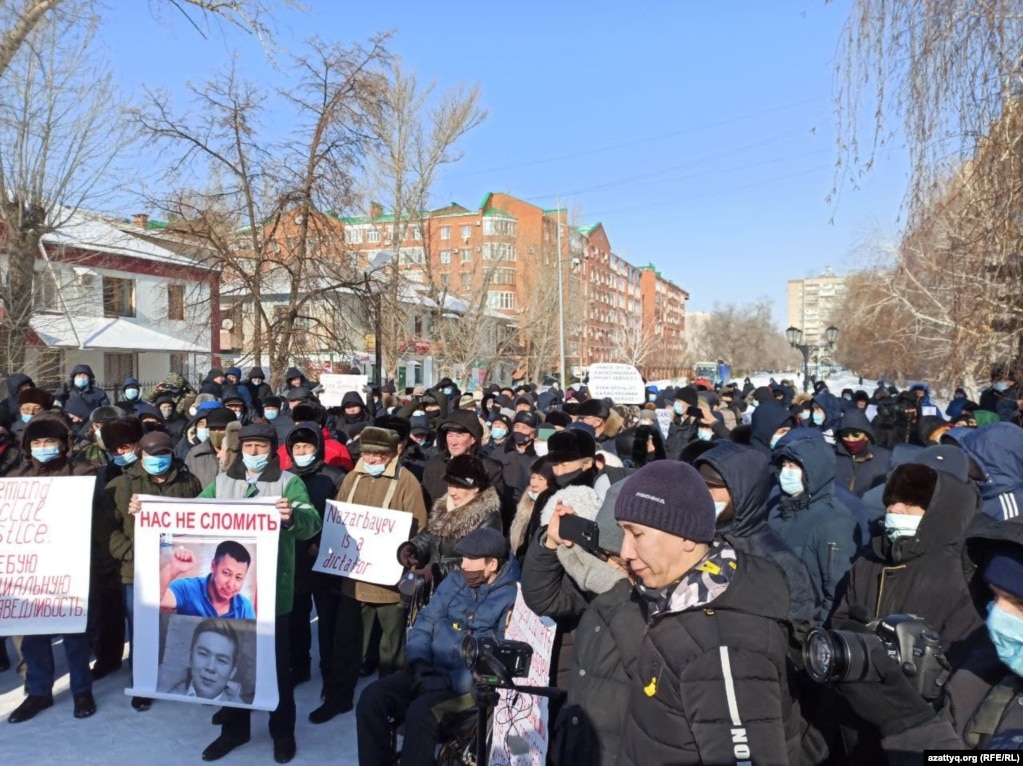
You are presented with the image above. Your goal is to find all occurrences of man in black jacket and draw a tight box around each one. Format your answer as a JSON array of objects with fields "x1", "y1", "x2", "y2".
[
  {"x1": 613, "y1": 460, "x2": 803, "y2": 765},
  {"x1": 420, "y1": 409, "x2": 503, "y2": 509}
]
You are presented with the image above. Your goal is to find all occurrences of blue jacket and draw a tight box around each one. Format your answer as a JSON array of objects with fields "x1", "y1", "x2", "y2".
[
  {"x1": 955, "y1": 423, "x2": 1023, "y2": 520},
  {"x1": 812, "y1": 391, "x2": 844, "y2": 434},
  {"x1": 63, "y1": 363, "x2": 110, "y2": 414},
  {"x1": 405, "y1": 556, "x2": 521, "y2": 694},
  {"x1": 768, "y1": 436, "x2": 860, "y2": 622}
]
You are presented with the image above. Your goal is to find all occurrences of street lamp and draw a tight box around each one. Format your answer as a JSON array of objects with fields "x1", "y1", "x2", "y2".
[
  {"x1": 365, "y1": 250, "x2": 397, "y2": 386},
  {"x1": 786, "y1": 325, "x2": 839, "y2": 392}
]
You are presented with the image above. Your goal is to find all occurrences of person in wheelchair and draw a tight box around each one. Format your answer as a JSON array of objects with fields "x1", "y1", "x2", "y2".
[{"x1": 357, "y1": 527, "x2": 520, "y2": 766}]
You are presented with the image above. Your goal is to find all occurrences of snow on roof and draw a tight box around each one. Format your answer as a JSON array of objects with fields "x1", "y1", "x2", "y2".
[
  {"x1": 41, "y1": 209, "x2": 206, "y2": 268},
  {"x1": 31, "y1": 314, "x2": 206, "y2": 352}
]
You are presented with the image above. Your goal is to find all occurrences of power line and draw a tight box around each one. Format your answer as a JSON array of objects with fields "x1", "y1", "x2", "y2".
[{"x1": 452, "y1": 97, "x2": 826, "y2": 178}]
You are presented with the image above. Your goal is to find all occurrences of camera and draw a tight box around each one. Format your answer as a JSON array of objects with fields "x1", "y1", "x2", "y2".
[
  {"x1": 461, "y1": 635, "x2": 533, "y2": 685},
  {"x1": 802, "y1": 614, "x2": 949, "y2": 702},
  {"x1": 559, "y1": 515, "x2": 600, "y2": 555}
]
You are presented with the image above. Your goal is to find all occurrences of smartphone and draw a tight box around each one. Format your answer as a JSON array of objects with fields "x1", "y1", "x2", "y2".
[
  {"x1": 687, "y1": 405, "x2": 704, "y2": 418},
  {"x1": 559, "y1": 515, "x2": 600, "y2": 553}
]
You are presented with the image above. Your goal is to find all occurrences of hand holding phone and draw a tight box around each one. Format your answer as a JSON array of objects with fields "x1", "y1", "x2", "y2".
[{"x1": 559, "y1": 514, "x2": 600, "y2": 554}]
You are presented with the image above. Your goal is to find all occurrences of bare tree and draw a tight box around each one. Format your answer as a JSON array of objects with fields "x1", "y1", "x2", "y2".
[
  {"x1": 137, "y1": 36, "x2": 391, "y2": 386},
  {"x1": 0, "y1": 0, "x2": 286, "y2": 83},
  {"x1": 0, "y1": 9, "x2": 133, "y2": 371},
  {"x1": 695, "y1": 299, "x2": 799, "y2": 375},
  {"x1": 362, "y1": 60, "x2": 486, "y2": 383},
  {"x1": 611, "y1": 319, "x2": 657, "y2": 371}
]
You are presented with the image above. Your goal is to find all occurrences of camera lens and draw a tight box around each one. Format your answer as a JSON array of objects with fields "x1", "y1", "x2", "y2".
[
  {"x1": 804, "y1": 628, "x2": 840, "y2": 683},
  {"x1": 804, "y1": 628, "x2": 884, "y2": 684},
  {"x1": 460, "y1": 635, "x2": 479, "y2": 670}
]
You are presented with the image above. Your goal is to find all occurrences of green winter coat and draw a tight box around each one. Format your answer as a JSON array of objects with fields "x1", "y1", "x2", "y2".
[
  {"x1": 198, "y1": 456, "x2": 320, "y2": 614},
  {"x1": 106, "y1": 459, "x2": 205, "y2": 584}
]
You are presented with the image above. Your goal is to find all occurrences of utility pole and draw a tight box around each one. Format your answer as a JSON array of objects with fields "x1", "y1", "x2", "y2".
[{"x1": 556, "y1": 196, "x2": 567, "y2": 389}]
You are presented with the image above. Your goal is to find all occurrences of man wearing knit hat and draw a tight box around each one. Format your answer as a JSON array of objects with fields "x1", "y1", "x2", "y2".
[{"x1": 613, "y1": 460, "x2": 802, "y2": 765}]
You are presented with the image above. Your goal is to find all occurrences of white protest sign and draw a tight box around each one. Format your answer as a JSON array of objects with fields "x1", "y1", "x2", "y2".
[
  {"x1": 318, "y1": 373, "x2": 369, "y2": 408},
  {"x1": 0, "y1": 476, "x2": 95, "y2": 635},
  {"x1": 490, "y1": 586, "x2": 558, "y2": 766},
  {"x1": 313, "y1": 501, "x2": 413, "y2": 586},
  {"x1": 587, "y1": 362, "x2": 646, "y2": 404},
  {"x1": 128, "y1": 497, "x2": 280, "y2": 711},
  {"x1": 655, "y1": 408, "x2": 672, "y2": 440}
]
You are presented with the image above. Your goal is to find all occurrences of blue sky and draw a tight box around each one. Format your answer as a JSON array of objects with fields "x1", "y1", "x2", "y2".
[{"x1": 100, "y1": 1, "x2": 908, "y2": 322}]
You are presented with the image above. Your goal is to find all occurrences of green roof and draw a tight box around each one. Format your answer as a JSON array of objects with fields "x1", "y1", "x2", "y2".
[
  {"x1": 575, "y1": 223, "x2": 600, "y2": 235},
  {"x1": 122, "y1": 217, "x2": 170, "y2": 230},
  {"x1": 482, "y1": 207, "x2": 516, "y2": 219}
]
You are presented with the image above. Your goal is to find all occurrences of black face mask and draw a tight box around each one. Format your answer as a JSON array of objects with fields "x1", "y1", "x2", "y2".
[
  {"x1": 461, "y1": 568, "x2": 489, "y2": 588},
  {"x1": 512, "y1": 432, "x2": 533, "y2": 446},
  {"x1": 554, "y1": 468, "x2": 584, "y2": 487}
]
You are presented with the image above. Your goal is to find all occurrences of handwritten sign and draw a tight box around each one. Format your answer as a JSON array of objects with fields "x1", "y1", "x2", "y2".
[
  {"x1": 655, "y1": 408, "x2": 672, "y2": 440},
  {"x1": 313, "y1": 501, "x2": 412, "y2": 586},
  {"x1": 128, "y1": 496, "x2": 280, "y2": 711},
  {"x1": 587, "y1": 362, "x2": 645, "y2": 404},
  {"x1": 318, "y1": 373, "x2": 369, "y2": 409},
  {"x1": 490, "y1": 586, "x2": 558, "y2": 766},
  {"x1": 0, "y1": 476, "x2": 95, "y2": 635}
]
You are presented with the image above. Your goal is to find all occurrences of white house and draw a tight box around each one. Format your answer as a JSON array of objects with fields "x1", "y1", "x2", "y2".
[{"x1": 0, "y1": 210, "x2": 218, "y2": 391}]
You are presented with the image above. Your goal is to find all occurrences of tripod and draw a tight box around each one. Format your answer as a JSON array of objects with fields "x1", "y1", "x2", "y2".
[{"x1": 470, "y1": 679, "x2": 562, "y2": 766}]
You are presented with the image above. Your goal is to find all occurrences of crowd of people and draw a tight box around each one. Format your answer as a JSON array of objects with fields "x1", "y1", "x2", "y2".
[{"x1": 1, "y1": 361, "x2": 1023, "y2": 764}]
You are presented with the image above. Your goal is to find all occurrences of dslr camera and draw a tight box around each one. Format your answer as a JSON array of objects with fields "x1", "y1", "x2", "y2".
[
  {"x1": 802, "y1": 614, "x2": 949, "y2": 702},
  {"x1": 461, "y1": 635, "x2": 533, "y2": 685}
]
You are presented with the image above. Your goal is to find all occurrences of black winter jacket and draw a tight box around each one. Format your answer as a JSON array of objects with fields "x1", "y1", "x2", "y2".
[
  {"x1": 833, "y1": 408, "x2": 892, "y2": 497},
  {"x1": 617, "y1": 538, "x2": 804, "y2": 766}
]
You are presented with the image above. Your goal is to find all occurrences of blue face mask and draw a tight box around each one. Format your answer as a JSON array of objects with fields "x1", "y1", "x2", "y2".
[
  {"x1": 142, "y1": 454, "x2": 172, "y2": 475},
  {"x1": 491, "y1": 427, "x2": 508, "y2": 441},
  {"x1": 812, "y1": 412, "x2": 826, "y2": 426},
  {"x1": 779, "y1": 466, "x2": 804, "y2": 496},
  {"x1": 769, "y1": 432, "x2": 784, "y2": 449},
  {"x1": 125, "y1": 389, "x2": 140, "y2": 401},
  {"x1": 112, "y1": 451, "x2": 138, "y2": 467},
  {"x1": 884, "y1": 513, "x2": 922, "y2": 541},
  {"x1": 697, "y1": 429, "x2": 714, "y2": 442},
  {"x1": 364, "y1": 462, "x2": 386, "y2": 477},
  {"x1": 994, "y1": 381, "x2": 1011, "y2": 393},
  {"x1": 748, "y1": 399, "x2": 759, "y2": 409},
  {"x1": 21, "y1": 413, "x2": 32, "y2": 423},
  {"x1": 242, "y1": 453, "x2": 269, "y2": 473},
  {"x1": 987, "y1": 601, "x2": 1023, "y2": 676},
  {"x1": 442, "y1": 387, "x2": 454, "y2": 396},
  {"x1": 798, "y1": 410, "x2": 812, "y2": 422},
  {"x1": 293, "y1": 452, "x2": 316, "y2": 468},
  {"x1": 673, "y1": 402, "x2": 685, "y2": 416},
  {"x1": 264, "y1": 409, "x2": 279, "y2": 421},
  {"x1": 196, "y1": 427, "x2": 210, "y2": 442},
  {"x1": 73, "y1": 376, "x2": 89, "y2": 390},
  {"x1": 31, "y1": 445, "x2": 62, "y2": 463},
  {"x1": 714, "y1": 500, "x2": 729, "y2": 518},
  {"x1": 647, "y1": 394, "x2": 657, "y2": 402}
]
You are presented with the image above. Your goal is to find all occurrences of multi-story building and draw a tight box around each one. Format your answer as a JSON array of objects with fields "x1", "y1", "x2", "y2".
[
  {"x1": 786, "y1": 268, "x2": 847, "y2": 347},
  {"x1": 640, "y1": 266, "x2": 689, "y2": 380}
]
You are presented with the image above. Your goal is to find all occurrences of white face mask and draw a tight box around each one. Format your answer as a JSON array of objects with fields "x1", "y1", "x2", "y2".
[
  {"x1": 534, "y1": 442, "x2": 549, "y2": 457},
  {"x1": 713, "y1": 501, "x2": 728, "y2": 518},
  {"x1": 884, "y1": 513, "x2": 923, "y2": 541}
]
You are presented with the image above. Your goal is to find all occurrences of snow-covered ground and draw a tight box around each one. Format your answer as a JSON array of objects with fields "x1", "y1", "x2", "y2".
[{"x1": 0, "y1": 631, "x2": 365, "y2": 764}]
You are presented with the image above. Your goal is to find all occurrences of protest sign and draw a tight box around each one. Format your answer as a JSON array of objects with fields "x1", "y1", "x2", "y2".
[
  {"x1": 318, "y1": 373, "x2": 369, "y2": 408},
  {"x1": 313, "y1": 501, "x2": 413, "y2": 586},
  {"x1": 0, "y1": 476, "x2": 95, "y2": 635},
  {"x1": 128, "y1": 497, "x2": 280, "y2": 711},
  {"x1": 655, "y1": 408, "x2": 672, "y2": 440},
  {"x1": 490, "y1": 586, "x2": 558, "y2": 766},
  {"x1": 587, "y1": 362, "x2": 646, "y2": 404}
]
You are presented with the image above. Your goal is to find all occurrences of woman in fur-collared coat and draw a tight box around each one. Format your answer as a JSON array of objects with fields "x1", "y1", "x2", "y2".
[{"x1": 397, "y1": 454, "x2": 503, "y2": 584}]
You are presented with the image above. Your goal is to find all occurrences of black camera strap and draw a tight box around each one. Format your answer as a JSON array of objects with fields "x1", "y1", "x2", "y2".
[{"x1": 963, "y1": 674, "x2": 1023, "y2": 748}]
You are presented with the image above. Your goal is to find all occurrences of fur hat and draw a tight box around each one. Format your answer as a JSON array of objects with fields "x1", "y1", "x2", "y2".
[
  {"x1": 100, "y1": 417, "x2": 144, "y2": 449},
  {"x1": 615, "y1": 461, "x2": 715, "y2": 543},
  {"x1": 547, "y1": 428, "x2": 596, "y2": 464},
  {"x1": 23, "y1": 414, "x2": 72, "y2": 455},
  {"x1": 19, "y1": 387, "x2": 54, "y2": 410},
  {"x1": 544, "y1": 410, "x2": 572, "y2": 429},
  {"x1": 576, "y1": 398, "x2": 611, "y2": 421},
  {"x1": 358, "y1": 426, "x2": 400, "y2": 454},
  {"x1": 205, "y1": 407, "x2": 237, "y2": 429},
  {"x1": 882, "y1": 463, "x2": 938, "y2": 510},
  {"x1": 443, "y1": 454, "x2": 489, "y2": 490},
  {"x1": 292, "y1": 402, "x2": 324, "y2": 424}
]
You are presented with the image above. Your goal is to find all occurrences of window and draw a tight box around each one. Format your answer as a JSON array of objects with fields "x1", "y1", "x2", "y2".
[
  {"x1": 167, "y1": 284, "x2": 185, "y2": 320},
  {"x1": 440, "y1": 250, "x2": 452, "y2": 264},
  {"x1": 483, "y1": 217, "x2": 516, "y2": 237},
  {"x1": 440, "y1": 274, "x2": 450, "y2": 288},
  {"x1": 493, "y1": 268, "x2": 516, "y2": 286},
  {"x1": 35, "y1": 348, "x2": 62, "y2": 388},
  {"x1": 33, "y1": 269, "x2": 61, "y2": 312},
  {"x1": 414, "y1": 316, "x2": 423, "y2": 336},
  {"x1": 103, "y1": 276, "x2": 135, "y2": 317},
  {"x1": 344, "y1": 227, "x2": 363, "y2": 245},
  {"x1": 482, "y1": 243, "x2": 493, "y2": 260},
  {"x1": 486, "y1": 291, "x2": 516, "y2": 310},
  {"x1": 461, "y1": 273, "x2": 471, "y2": 290},
  {"x1": 440, "y1": 226, "x2": 451, "y2": 240},
  {"x1": 408, "y1": 225, "x2": 423, "y2": 241},
  {"x1": 104, "y1": 352, "x2": 135, "y2": 385},
  {"x1": 460, "y1": 225, "x2": 471, "y2": 240},
  {"x1": 169, "y1": 352, "x2": 187, "y2": 376},
  {"x1": 367, "y1": 228, "x2": 381, "y2": 244},
  {"x1": 461, "y1": 249, "x2": 472, "y2": 263}
]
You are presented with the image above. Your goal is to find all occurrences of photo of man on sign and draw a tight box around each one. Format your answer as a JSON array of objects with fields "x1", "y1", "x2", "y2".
[
  {"x1": 156, "y1": 615, "x2": 256, "y2": 704},
  {"x1": 160, "y1": 539, "x2": 257, "y2": 619}
]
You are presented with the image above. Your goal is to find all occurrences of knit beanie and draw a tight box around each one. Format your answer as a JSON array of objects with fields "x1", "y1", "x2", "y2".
[
  {"x1": 983, "y1": 543, "x2": 1023, "y2": 600},
  {"x1": 539, "y1": 484, "x2": 601, "y2": 527},
  {"x1": 614, "y1": 461, "x2": 715, "y2": 542}
]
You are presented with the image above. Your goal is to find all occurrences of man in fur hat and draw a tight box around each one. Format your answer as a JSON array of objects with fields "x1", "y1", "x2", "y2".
[{"x1": 310, "y1": 426, "x2": 427, "y2": 725}]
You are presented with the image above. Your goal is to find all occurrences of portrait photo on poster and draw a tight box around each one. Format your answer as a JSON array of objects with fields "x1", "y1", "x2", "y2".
[
  {"x1": 158, "y1": 535, "x2": 258, "y2": 618},
  {"x1": 155, "y1": 613, "x2": 257, "y2": 705}
]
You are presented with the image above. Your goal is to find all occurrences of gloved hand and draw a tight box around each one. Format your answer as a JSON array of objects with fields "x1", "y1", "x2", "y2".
[
  {"x1": 397, "y1": 543, "x2": 419, "y2": 568},
  {"x1": 835, "y1": 645, "x2": 939, "y2": 737},
  {"x1": 409, "y1": 661, "x2": 449, "y2": 695}
]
